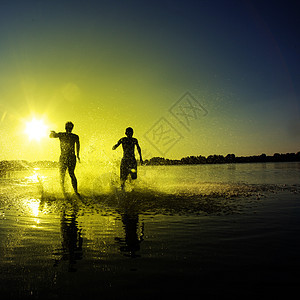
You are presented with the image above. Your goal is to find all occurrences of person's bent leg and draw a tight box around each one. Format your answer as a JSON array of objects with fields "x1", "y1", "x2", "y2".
[
  {"x1": 68, "y1": 155, "x2": 78, "y2": 194},
  {"x1": 120, "y1": 159, "x2": 129, "y2": 190},
  {"x1": 130, "y1": 160, "x2": 138, "y2": 180},
  {"x1": 59, "y1": 164, "x2": 67, "y2": 194},
  {"x1": 130, "y1": 169, "x2": 137, "y2": 180},
  {"x1": 70, "y1": 172, "x2": 78, "y2": 194},
  {"x1": 68, "y1": 166, "x2": 78, "y2": 194}
]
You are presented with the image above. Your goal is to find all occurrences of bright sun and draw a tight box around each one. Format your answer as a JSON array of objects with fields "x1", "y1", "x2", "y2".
[{"x1": 25, "y1": 118, "x2": 48, "y2": 141}]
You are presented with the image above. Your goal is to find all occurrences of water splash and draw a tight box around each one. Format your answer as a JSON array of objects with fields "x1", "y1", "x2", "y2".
[{"x1": 1, "y1": 163, "x2": 300, "y2": 218}]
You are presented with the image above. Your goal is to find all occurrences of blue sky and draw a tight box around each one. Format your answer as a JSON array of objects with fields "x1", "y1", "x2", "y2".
[{"x1": 0, "y1": 0, "x2": 299, "y2": 160}]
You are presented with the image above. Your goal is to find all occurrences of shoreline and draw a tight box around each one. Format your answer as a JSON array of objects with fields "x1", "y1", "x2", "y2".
[{"x1": 1, "y1": 156, "x2": 300, "y2": 173}]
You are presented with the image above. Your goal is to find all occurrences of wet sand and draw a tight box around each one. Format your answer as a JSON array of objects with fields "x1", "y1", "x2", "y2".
[{"x1": 1, "y1": 166, "x2": 300, "y2": 299}]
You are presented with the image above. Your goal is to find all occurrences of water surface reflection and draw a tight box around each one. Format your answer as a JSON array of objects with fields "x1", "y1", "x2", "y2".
[
  {"x1": 115, "y1": 198, "x2": 144, "y2": 258},
  {"x1": 1, "y1": 165, "x2": 300, "y2": 298},
  {"x1": 54, "y1": 203, "x2": 83, "y2": 272}
]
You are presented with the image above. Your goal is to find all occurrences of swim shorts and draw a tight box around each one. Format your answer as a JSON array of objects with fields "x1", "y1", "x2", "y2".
[
  {"x1": 60, "y1": 154, "x2": 76, "y2": 172},
  {"x1": 120, "y1": 158, "x2": 137, "y2": 180}
]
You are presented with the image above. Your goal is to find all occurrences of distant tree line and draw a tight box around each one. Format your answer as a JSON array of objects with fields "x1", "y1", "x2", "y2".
[
  {"x1": 1, "y1": 152, "x2": 300, "y2": 172},
  {"x1": 144, "y1": 152, "x2": 300, "y2": 165}
]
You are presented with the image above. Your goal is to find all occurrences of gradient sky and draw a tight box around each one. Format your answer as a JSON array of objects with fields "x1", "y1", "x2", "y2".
[{"x1": 0, "y1": 0, "x2": 299, "y2": 161}]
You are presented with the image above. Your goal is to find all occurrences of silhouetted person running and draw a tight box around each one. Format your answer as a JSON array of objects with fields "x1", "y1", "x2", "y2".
[
  {"x1": 50, "y1": 122, "x2": 80, "y2": 195},
  {"x1": 112, "y1": 127, "x2": 143, "y2": 189}
]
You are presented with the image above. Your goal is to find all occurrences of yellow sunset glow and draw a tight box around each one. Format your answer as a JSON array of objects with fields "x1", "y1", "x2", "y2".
[{"x1": 25, "y1": 118, "x2": 48, "y2": 141}]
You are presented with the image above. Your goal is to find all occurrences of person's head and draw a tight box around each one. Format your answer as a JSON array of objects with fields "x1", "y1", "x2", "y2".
[
  {"x1": 125, "y1": 127, "x2": 134, "y2": 137},
  {"x1": 65, "y1": 121, "x2": 74, "y2": 133}
]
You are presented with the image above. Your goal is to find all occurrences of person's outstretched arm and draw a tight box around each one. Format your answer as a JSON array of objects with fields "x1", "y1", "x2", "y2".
[
  {"x1": 136, "y1": 141, "x2": 143, "y2": 164},
  {"x1": 112, "y1": 139, "x2": 122, "y2": 150},
  {"x1": 49, "y1": 131, "x2": 59, "y2": 138}
]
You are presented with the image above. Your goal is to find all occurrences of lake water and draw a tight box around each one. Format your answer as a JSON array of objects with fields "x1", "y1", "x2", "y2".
[{"x1": 0, "y1": 162, "x2": 300, "y2": 299}]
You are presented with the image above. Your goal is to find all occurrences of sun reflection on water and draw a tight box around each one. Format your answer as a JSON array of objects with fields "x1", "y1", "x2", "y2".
[
  {"x1": 25, "y1": 198, "x2": 41, "y2": 227},
  {"x1": 25, "y1": 169, "x2": 47, "y2": 184}
]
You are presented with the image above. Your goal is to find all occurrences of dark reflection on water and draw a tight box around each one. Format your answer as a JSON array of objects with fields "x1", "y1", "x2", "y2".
[
  {"x1": 115, "y1": 198, "x2": 144, "y2": 258},
  {"x1": 1, "y1": 166, "x2": 300, "y2": 298},
  {"x1": 53, "y1": 203, "x2": 83, "y2": 272}
]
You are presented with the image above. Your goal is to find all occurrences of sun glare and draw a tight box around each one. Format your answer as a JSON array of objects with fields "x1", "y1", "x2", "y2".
[{"x1": 25, "y1": 118, "x2": 48, "y2": 141}]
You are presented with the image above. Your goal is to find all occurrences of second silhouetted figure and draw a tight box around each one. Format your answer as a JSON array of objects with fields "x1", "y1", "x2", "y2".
[{"x1": 112, "y1": 127, "x2": 143, "y2": 189}]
